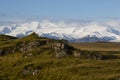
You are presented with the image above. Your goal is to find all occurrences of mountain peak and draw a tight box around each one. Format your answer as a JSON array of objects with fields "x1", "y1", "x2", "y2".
[
  {"x1": 29, "y1": 32, "x2": 39, "y2": 37},
  {"x1": 22, "y1": 32, "x2": 39, "y2": 40}
]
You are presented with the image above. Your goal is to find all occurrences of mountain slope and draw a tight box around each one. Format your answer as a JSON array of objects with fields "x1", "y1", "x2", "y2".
[
  {"x1": 0, "y1": 20, "x2": 120, "y2": 42},
  {"x1": 0, "y1": 34, "x2": 17, "y2": 41}
]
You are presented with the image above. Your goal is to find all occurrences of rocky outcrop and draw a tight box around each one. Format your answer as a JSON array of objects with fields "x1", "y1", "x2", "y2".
[
  {"x1": 0, "y1": 33, "x2": 104, "y2": 60},
  {"x1": 73, "y1": 50, "x2": 103, "y2": 60},
  {"x1": 51, "y1": 39, "x2": 74, "y2": 58},
  {"x1": 23, "y1": 64, "x2": 41, "y2": 75},
  {"x1": 20, "y1": 41, "x2": 40, "y2": 52}
]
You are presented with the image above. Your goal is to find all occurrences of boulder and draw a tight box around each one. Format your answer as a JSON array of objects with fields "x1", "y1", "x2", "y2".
[
  {"x1": 55, "y1": 50, "x2": 67, "y2": 58},
  {"x1": 51, "y1": 41, "x2": 73, "y2": 58},
  {"x1": 73, "y1": 50, "x2": 81, "y2": 57}
]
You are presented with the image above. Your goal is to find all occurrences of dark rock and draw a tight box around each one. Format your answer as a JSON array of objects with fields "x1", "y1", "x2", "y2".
[
  {"x1": 116, "y1": 76, "x2": 120, "y2": 80},
  {"x1": 0, "y1": 50, "x2": 2, "y2": 56}
]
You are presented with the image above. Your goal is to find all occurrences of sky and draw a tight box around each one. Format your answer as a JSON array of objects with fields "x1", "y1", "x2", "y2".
[{"x1": 0, "y1": 0, "x2": 120, "y2": 23}]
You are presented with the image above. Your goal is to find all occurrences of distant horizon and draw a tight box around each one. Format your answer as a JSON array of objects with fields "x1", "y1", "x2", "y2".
[
  {"x1": 0, "y1": 0, "x2": 120, "y2": 25},
  {"x1": 1, "y1": 17, "x2": 120, "y2": 26}
]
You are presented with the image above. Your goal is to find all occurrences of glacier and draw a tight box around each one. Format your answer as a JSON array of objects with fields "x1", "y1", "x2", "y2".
[{"x1": 0, "y1": 20, "x2": 120, "y2": 42}]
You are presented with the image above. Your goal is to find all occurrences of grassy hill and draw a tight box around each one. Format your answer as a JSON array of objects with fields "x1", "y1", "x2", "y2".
[
  {"x1": 0, "y1": 34, "x2": 17, "y2": 41},
  {"x1": 0, "y1": 34, "x2": 120, "y2": 80}
]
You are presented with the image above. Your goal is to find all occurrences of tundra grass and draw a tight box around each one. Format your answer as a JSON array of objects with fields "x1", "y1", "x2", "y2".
[
  {"x1": 0, "y1": 52, "x2": 120, "y2": 80},
  {"x1": 70, "y1": 42, "x2": 120, "y2": 51}
]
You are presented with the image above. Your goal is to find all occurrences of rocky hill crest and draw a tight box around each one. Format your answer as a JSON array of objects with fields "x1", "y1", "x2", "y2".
[{"x1": 0, "y1": 32, "x2": 103, "y2": 60}]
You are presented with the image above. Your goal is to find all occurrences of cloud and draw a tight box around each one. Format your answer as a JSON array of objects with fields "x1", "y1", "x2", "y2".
[
  {"x1": 0, "y1": 17, "x2": 120, "y2": 28},
  {"x1": 0, "y1": 19, "x2": 120, "y2": 42},
  {"x1": 0, "y1": 18, "x2": 29, "y2": 25}
]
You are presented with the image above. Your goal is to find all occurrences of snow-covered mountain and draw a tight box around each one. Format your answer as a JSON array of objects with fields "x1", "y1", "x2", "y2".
[{"x1": 0, "y1": 20, "x2": 120, "y2": 42}]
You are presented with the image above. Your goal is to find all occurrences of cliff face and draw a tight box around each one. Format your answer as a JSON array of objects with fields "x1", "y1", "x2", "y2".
[{"x1": 0, "y1": 32, "x2": 103, "y2": 60}]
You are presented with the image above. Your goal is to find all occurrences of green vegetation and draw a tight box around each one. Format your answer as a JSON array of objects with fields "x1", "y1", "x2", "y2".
[
  {"x1": 0, "y1": 33, "x2": 120, "y2": 80},
  {"x1": 0, "y1": 52, "x2": 120, "y2": 80},
  {"x1": 0, "y1": 34, "x2": 17, "y2": 41}
]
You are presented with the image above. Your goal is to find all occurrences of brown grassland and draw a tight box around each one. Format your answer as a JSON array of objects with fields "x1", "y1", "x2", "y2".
[{"x1": 0, "y1": 34, "x2": 120, "y2": 80}]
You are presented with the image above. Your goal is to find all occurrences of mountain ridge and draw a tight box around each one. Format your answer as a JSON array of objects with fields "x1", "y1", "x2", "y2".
[{"x1": 0, "y1": 20, "x2": 120, "y2": 42}]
